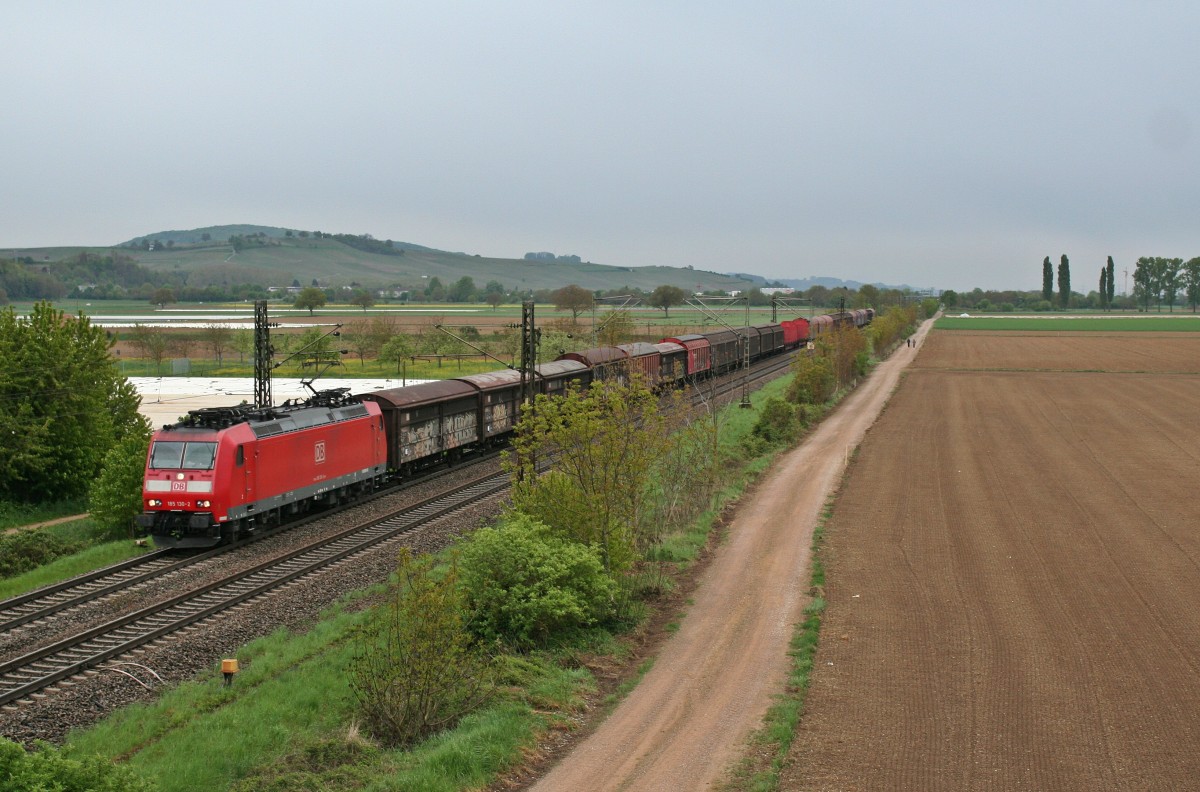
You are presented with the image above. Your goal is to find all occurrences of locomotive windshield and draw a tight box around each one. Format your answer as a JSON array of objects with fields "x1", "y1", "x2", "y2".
[{"x1": 149, "y1": 441, "x2": 217, "y2": 470}]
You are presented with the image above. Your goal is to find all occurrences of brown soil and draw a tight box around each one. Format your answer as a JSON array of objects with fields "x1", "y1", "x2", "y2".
[
  {"x1": 522, "y1": 330, "x2": 932, "y2": 791},
  {"x1": 919, "y1": 330, "x2": 1200, "y2": 372},
  {"x1": 782, "y1": 333, "x2": 1200, "y2": 790}
]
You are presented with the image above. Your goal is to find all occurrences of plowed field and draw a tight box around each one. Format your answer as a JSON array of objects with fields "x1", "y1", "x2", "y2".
[
  {"x1": 784, "y1": 333, "x2": 1200, "y2": 791},
  {"x1": 918, "y1": 331, "x2": 1200, "y2": 372}
]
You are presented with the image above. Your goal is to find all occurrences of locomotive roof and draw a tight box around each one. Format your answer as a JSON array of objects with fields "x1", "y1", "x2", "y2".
[{"x1": 159, "y1": 388, "x2": 373, "y2": 437}]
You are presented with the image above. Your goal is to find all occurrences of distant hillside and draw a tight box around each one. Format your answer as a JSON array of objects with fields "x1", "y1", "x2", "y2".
[
  {"x1": 119, "y1": 224, "x2": 444, "y2": 254},
  {"x1": 2, "y1": 224, "x2": 758, "y2": 295},
  {"x1": 13, "y1": 225, "x2": 757, "y2": 294}
]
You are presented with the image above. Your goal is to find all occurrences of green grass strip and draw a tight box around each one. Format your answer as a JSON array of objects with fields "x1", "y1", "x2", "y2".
[
  {"x1": 935, "y1": 315, "x2": 1200, "y2": 332},
  {"x1": 0, "y1": 539, "x2": 151, "y2": 600}
]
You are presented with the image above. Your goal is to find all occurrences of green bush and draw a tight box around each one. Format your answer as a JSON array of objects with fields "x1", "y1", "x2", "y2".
[
  {"x1": 0, "y1": 738, "x2": 155, "y2": 791},
  {"x1": 348, "y1": 550, "x2": 494, "y2": 748},
  {"x1": 787, "y1": 354, "x2": 835, "y2": 405},
  {"x1": 88, "y1": 419, "x2": 152, "y2": 536},
  {"x1": 459, "y1": 514, "x2": 619, "y2": 647},
  {"x1": 0, "y1": 530, "x2": 82, "y2": 578},
  {"x1": 746, "y1": 397, "x2": 801, "y2": 452}
]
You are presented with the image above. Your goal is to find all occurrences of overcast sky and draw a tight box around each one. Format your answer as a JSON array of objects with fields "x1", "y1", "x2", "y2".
[{"x1": 3, "y1": 2, "x2": 1196, "y2": 292}]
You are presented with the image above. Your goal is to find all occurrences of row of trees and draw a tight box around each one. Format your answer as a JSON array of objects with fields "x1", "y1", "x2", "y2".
[
  {"x1": 1037, "y1": 254, "x2": 1200, "y2": 312},
  {"x1": 1132, "y1": 256, "x2": 1200, "y2": 312}
]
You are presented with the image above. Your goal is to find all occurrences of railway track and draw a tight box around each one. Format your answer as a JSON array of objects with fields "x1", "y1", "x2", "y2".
[
  {"x1": 0, "y1": 450, "x2": 504, "y2": 641},
  {"x1": 0, "y1": 354, "x2": 796, "y2": 713},
  {"x1": 0, "y1": 469, "x2": 510, "y2": 709}
]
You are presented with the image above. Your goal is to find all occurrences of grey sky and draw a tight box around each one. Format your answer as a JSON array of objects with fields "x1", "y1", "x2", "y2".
[{"x1": 3, "y1": 2, "x2": 1196, "y2": 292}]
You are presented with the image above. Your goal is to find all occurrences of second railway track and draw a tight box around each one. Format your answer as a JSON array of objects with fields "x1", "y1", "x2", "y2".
[{"x1": 0, "y1": 469, "x2": 510, "y2": 709}]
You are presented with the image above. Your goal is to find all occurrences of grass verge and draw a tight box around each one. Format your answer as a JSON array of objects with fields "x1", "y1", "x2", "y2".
[{"x1": 0, "y1": 539, "x2": 150, "y2": 600}]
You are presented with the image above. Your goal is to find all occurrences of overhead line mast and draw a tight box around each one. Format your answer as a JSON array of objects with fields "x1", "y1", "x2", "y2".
[{"x1": 253, "y1": 300, "x2": 273, "y2": 409}]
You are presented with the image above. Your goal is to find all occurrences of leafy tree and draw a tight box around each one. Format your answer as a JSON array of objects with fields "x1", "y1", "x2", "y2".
[
  {"x1": 647, "y1": 284, "x2": 687, "y2": 317},
  {"x1": 424, "y1": 276, "x2": 446, "y2": 302},
  {"x1": 129, "y1": 324, "x2": 170, "y2": 374},
  {"x1": 199, "y1": 323, "x2": 234, "y2": 366},
  {"x1": 0, "y1": 303, "x2": 142, "y2": 503},
  {"x1": 855, "y1": 283, "x2": 880, "y2": 308},
  {"x1": 348, "y1": 549, "x2": 493, "y2": 748},
  {"x1": 806, "y1": 284, "x2": 831, "y2": 309},
  {"x1": 1042, "y1": 257, "x2": 1053, "y2": 303},
  {"x1": 350, "y1": 290, "x2": 375, "y2": 311},
  {"x1": 745, "y1": 287, "x2": 771, "y2": 306},
  {"x1": 447, "y1": 276, "x2": 477, "y2": 303},
  {"x1": 746, "y1": 396, "x2": 801, "y2": 453},
  {"x1": 787, "y1": 353, "x2": 835, "y2": 405},
  {"x1": 294, "y1": 286, "x2": 327, "y2": 314},
  {"x1": 1058, "y1": 255, "x2": 1071, "y2": 308},
  {"x1": 150, "y1": 287, "x2": 175, "y2": 308},
  {"x1": 553, "y1": 284, "x2": 593, "y2": 321},
  {"x1": 88, "y1": 417, "x2": 152, "y2": 535},
  {"x1": 458, "y1": 514, "x2": 618, "y2": 647},
  {"x1": 1184, "y1": 257, "x2": 1200, "y2": 312},
  {"x1": 506, "y1": 377, "x2": 672, "y2": 574},
  {"x1": 1106, "y1": 256, "x2": 1116, "y2": 308},
  {"x1": 378, "y1": 332, "x2": 415, "y2": 374},
  {"x1": 1133, "y1": 257, "x2": 1154, "y2": 311},
  {"x1": 1098, "y1": 267, "x2": 1108, "y2": 311},
  {"x1": 940, "y1": 289, "x2": 958, "y2": 309},
  {"x1": 1161, "y1": 257, "x2": 1183, "y2": 312},
  {"x1": 596, "y1": 308, "x2": 634, "y2": 346},
  {"x1": 486, "y1": 291, "x2": 503, "y2": 310}
]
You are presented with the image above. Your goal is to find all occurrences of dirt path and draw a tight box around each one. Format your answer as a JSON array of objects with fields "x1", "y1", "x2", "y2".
[
  {"x1": 3, "y1": 514, "x2": 89, "y2": 536},
  {"x1": 529, "y1": 325, "x2": 933, "y2": 791}
]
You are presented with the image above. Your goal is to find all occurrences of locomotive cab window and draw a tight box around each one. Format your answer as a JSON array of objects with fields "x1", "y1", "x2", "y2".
[
  {"x1": 149, "y1": 441, "x2": 217, "y2": 470},
  {"x1": 236, "y1": 445, "x2": 245, "y2": 466}
]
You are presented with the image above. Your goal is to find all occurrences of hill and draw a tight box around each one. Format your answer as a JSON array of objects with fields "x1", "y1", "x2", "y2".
[{"x1": 13, "y1": 225, "x2": 758, "y2": 294}]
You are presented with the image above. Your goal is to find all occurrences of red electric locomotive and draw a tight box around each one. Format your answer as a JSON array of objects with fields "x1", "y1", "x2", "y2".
[{"x1": 137, "y1": 389, "x2": 387, "y2": 548}]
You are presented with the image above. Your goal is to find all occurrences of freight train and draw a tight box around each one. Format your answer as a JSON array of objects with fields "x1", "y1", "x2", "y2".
[{"x1": 136, "y1": 309, "x2": 872, "y2": 548}]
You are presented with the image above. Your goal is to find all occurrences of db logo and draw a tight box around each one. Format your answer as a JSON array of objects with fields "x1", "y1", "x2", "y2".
[
  {"x1": 171, "y1": 481, "x2": 186, "y2": 491},
  {"x1": 314, "y1": 441, "x2": 326, "y2": 464}
]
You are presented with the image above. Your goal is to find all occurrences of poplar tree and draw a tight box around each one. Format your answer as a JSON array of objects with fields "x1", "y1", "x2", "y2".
[
  {"x1": 1042, "y1": 257, "x2": 1053, "y2": 303},
  {"x1": 1099, "y1": 267, "x2": 1108, "y2": 310},
  {"x1": 1106, "y1": 256, "x2": 1116, "y2": 308},
  {"x1": 1058, "y1": 254, "x2": 1071, "y2": 309}
]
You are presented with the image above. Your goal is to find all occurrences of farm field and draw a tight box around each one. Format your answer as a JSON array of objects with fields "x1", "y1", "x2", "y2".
[
  {"x1": 784, "y1": 331, "x2": 1200, "y2": 790},
  {"x1": 918, "y1": 330, "x2": 1200, "y2": 373}
]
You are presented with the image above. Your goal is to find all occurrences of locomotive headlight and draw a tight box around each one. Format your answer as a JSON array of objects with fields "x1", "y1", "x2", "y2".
[
  {"x1": 197, "y1": 500, "x2": 211, "y2": 508},
  {"x1": 148, "y1": 499, "x2": 162, "y2": 507}
]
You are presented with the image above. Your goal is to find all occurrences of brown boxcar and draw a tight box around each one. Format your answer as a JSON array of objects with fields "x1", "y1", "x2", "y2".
[
  {"x1": 617, "y1": 342, "x2": 663, "y2": 387},
  {"x1": 662, "y1": 334, "x2": 711, "y2": 377},
  {"x1": 653, "y1": 341, "x2": 688, "y2": 388},
  {"x1": 557, "y1": 346, "x2": 628, "y2": 381},
  {"x1": 361, "y1": 380, "x2": 479, "y2": 471}
]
